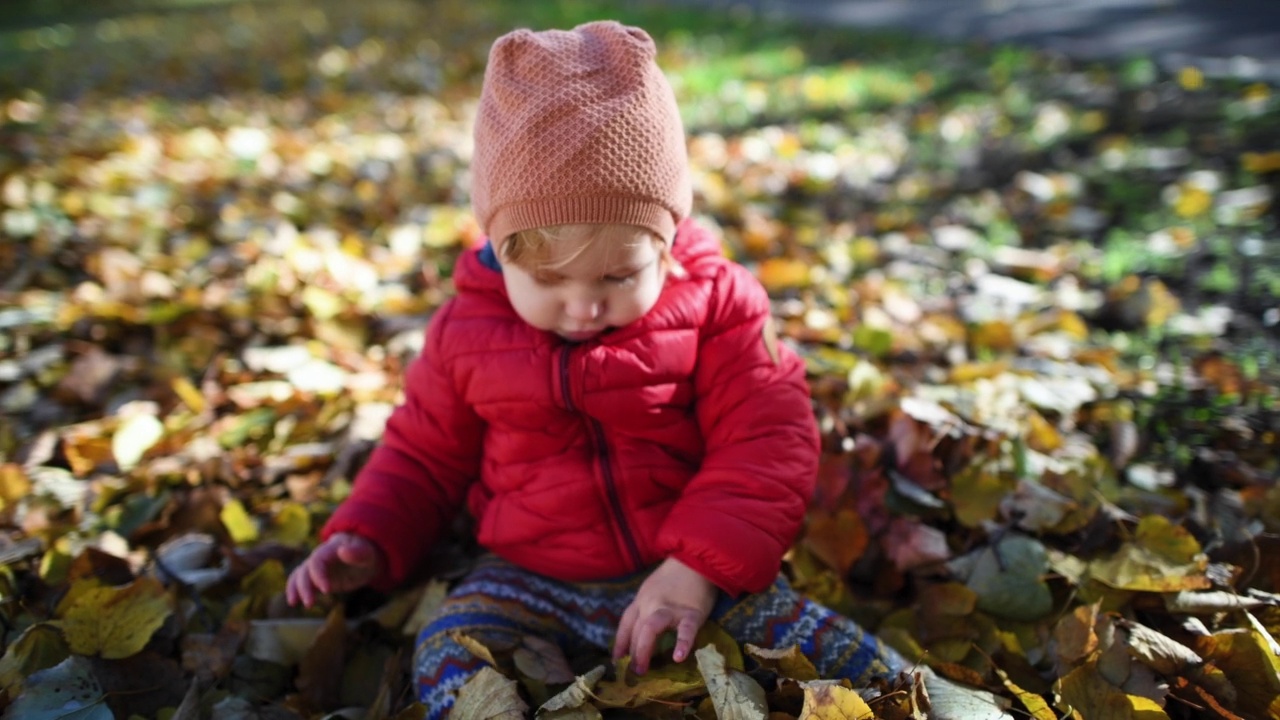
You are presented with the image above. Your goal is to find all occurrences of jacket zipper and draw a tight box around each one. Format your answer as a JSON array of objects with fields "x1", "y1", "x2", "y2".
[{"x1": 558, "y1": 346, "x2": 644, "y2": 571}]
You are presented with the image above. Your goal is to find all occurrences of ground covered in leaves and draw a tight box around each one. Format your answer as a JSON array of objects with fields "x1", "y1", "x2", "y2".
[{"x1": 1, "y1": 0, "x2": 1279, "y2": 718}]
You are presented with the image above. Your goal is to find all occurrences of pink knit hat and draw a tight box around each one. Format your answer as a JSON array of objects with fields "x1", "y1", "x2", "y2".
[{"x1": 470, "y1": 21, "x2": 692, "y2": 243}]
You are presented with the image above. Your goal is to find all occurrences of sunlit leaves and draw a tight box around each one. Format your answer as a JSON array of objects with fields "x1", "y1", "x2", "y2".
[
  {"x1": 54, "y1": 577, "x2": 172, "y2": 659},
  {"x1": 796, "y1": 681, "x2": 875, "y2": 720},
  {"x1": 0, "y1": 0, "x2": 1278, "y2": 718}
]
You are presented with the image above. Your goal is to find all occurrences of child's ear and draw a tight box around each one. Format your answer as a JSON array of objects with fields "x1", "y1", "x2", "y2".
[{"x1": 658, "y1": 241, "x2": 687, "y2": 279}]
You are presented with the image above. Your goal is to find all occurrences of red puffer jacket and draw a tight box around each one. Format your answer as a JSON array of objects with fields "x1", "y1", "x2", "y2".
[{"x1": 322, "y1": 219, "x2": 819, "y2": 596}]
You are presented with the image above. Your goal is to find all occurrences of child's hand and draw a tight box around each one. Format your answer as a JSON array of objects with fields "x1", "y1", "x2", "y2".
[
  {"x1": 612, "y1": 557, "x2": 717, "y2": 674},
  {"x1": 285, "y1": 532, "x2": 385, "y2": 608}
]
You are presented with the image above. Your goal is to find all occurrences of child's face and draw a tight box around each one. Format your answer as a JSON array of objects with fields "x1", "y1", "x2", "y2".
[{"x1": 499, "y1": 224, "x2": 667, "y2": 342}]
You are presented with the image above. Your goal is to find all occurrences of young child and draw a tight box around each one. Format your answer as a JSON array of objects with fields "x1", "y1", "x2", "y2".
[{"x1": 286, "y1": 21, "x2": 905, "y2": 718}]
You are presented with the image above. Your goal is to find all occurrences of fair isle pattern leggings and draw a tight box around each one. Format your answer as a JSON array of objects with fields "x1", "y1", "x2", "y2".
[{"x1": 414, "y1": 556, "x2": 907, "y2": 719}]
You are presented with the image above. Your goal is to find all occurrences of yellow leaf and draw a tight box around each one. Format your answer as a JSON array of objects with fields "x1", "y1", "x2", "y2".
[
  {"x1": 269, "y1": 502, "x2": 311, "y2": 547},
  {"x1": 948, "y1": 360, "x2": 1009, "y2": 384},
  {"x1": 951, "y1": 461, "x2": 1015, "y2": 528},
  {"x1": 757, "y1": 258, "x2": 811, "y2": 292},
  {"x1": 744, "y1": 645, "x2": 819, "y2": 682},
  {"x1": 0, "y1": 463, "x2": 31, "y2": 506},
  {"x1": 1056, "y1": 661, "x2": 1171, "y2": 719},
  {"x1": 1174, "y1": 185, "x2": 1211, "y2": 218},
  {"x1": 1178, "y1": 66, "x2": 1204, "y2": 91},
  {"x1": 797, "y1": 681, "x2": 874, "y2": 720},
  {"x1": 595, "y1": 656, "x2": 705, "y2": 707},
  {"x1": 1025, "y1": 411, "x2": 1063, "y2": 454},
  {"x1": 54, "y1": 577, "x2": 172, "y2": 659},
  {"x1": 1243, "y1": 151, "x2": 1280, "y2": 174},
  {"x1": 450, "y1": 631, "x2": 503, "y2": 667},
  {"x1": 220, "y1": 498, "x2": 260, "y2": 545},
  {"x1": 1194, "y1": 628, "x2": 1280, "y2": 719},
  {"x1": 1135, "y1": 515, "x2": 1203, "y2": 564},
  {"x1": 171, "y1": 376, "x2": 206, "y2": 413},
  {"x1": 996, "y1": 666, "x2": 1056, "y2": 720},
  {"x1": 240, "y1": 560, "x2": 287, "y2": 619},
  {"x1": 970, "y1": 320, "x2": 1016, "y2": 353},
  {"x1": 1087, "y1": 546, "x2": 1210, "y2": 592}
]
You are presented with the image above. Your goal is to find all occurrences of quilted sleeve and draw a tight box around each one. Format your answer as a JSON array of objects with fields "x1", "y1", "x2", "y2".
[
  {"x1": 655, "y1": 263, "x2": 819, "y2": 596},
  {"x1": 321, "y1": 301, "x2": 485, "y2": 591}
]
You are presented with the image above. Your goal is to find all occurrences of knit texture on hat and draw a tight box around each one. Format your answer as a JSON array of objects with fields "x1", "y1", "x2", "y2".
[{"x1": 470, "y1": 21, "x2": 692, "y2": 243}]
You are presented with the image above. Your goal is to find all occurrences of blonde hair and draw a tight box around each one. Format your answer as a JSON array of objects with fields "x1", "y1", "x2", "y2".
[{"x1": 498, "y1": 224, "x2": 678, "y2": 275}]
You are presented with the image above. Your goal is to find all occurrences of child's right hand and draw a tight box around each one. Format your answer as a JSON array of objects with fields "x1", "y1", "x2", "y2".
[{"x1": 285, "y1": 532, "x2": 385, "y2": 608}]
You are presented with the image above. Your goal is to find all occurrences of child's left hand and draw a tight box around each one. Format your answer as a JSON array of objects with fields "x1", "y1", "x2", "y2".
[{"x1": 612, "y1": 557, "x2": 718, "y2": 674}]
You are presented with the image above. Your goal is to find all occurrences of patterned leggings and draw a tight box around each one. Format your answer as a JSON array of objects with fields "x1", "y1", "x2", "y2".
[{"x1": 414, "y1": 556, "x2": 906, "y2": 719}]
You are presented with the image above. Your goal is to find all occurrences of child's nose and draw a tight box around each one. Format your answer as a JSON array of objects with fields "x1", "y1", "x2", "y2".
[{"x1": 564, "y1": 295, "x2": 602, "y2": 321}]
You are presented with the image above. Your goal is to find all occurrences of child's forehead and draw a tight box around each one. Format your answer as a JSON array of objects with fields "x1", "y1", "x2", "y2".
[
  {"x1": 529, "y1": 224, "x2": 659, "y2": 267},
  {"x1": 557, "y1": 224, "x2": 655, "y2": 245}
]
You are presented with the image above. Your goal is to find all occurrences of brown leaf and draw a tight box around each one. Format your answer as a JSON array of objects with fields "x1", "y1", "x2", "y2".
[
  {"x1": 182, "y1": 621, "x2": 246, "y2": 683},
  {"x1": 295, "y1": 605, "x2": 347, "y2": 713},
  {"x1": 803, "y1": 508, "x2": 868, "y2": 575},
  {"x1": 1053, "y1": 604, "x2": 1100, "y2": 669},
  {"x1": 515, "y1": 635, "x2": 576, "y2": 685},
  {"x1": 66, "y1": 546, "x2": 135, "y2": 586},
  {"x1": 91, "y1": 651, "x2": 187, "y2": 720}
]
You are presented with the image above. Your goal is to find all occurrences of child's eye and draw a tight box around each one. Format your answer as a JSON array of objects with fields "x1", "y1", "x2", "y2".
[
  {"x1": 533, "y1": 274, "x2": 563, "y2": 286},
  {"x1": 603, "y1": 272, "x2": 638, "y2": 285}
]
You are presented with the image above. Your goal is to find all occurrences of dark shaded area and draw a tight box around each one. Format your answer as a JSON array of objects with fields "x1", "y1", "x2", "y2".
[{"x1": 668, "y1": 0, "x2": 1280, "y2": 81}]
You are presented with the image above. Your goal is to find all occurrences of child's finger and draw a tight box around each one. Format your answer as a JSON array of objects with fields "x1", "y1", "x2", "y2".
[
  {"x1": 671, "y1": 614, "x2": 700, "y2": 663},
  {"x1": 630, "y1": 610, "x2": 674, "y2": 675},
  {"x1": 307, "y1": 548, "x2": 338, "y2": 595},
  {"x1": 335, "y1": 537, "x2": 375, "y2": 567},
  {"x1": 285, "y1": 570, "x2": 299, "y2": 606},
  {"x1": 613, "y1": 604, "x2": 639, "y2": 660},
  {"x1": 290, "y1": 566, "x2": 314, "y2": 607}
]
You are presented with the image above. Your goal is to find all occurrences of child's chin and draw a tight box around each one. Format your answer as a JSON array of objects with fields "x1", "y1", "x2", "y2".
[{"x1": 559, "y1": 329, "x2": 606, "y2": 342}]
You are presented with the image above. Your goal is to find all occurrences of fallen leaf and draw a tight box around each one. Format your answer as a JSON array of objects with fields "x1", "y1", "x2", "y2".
[
  {"x1": 923, "y1": 673, "x2": 1015, "y2": 719},
  {"x1": 296, "y1": 605, "x2": 347, "y2": 713},
  {"x1": 1055, "y1": 660, "x2": 1170, "y2": 719},
  {"x1": 697, "y1": 644, "x2": 768, "y2": 720},
  {"x1": 0, "y1": 656, "x2": 112, "y2": 720},
  {"x1": 744, "y1": 645, "x2": 820, "y2": 682},
  {"x1": 112, "y1": 412, "x2": 165, "y2": 471},
  {"x1": 955, "y1": 535, "x2": 1053, "y2": 622},
  {"x1": 220, "y1": 498, "x2": 260, "y2": 545},
  {"x1": 452, "y1": 666, "x2": 528, "y2": 720},
  {"x1": 515, "y1": 635, "x2": 577, "y2": 685},
  {"x1": 245, "y1": 618, "x2": 327, "y2": 666},
  {"x1": 0, "y1": 623, "x2": 69, "y2": 693},
  {"x1": 1116, "y1": 619, "x2": 1203, "y2": 676},
  {"x1": 797, "y1": 680, "x2": 874, "y2": 720},
  {"x1": 537, "y1": 665, "x2": 605, "y2": 720},
  {"x1": 54, "y1": 576, "x2": 172, "y2": 659},
  {"x1": 1194, "y1": 628, "x2": 1280, "y2": 719},
  {"x1": 995, "y1": 666, "x2": 1056, "y2": 720},
  {"x1": 803, "y1": 508, "x2": 868, "y2": 575}
]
